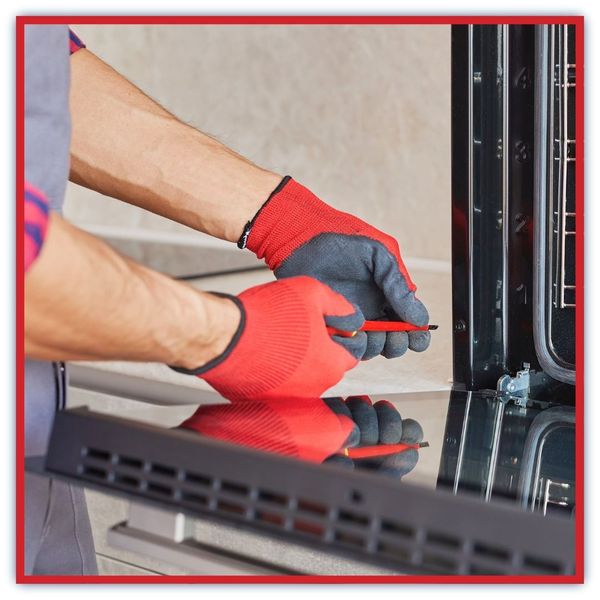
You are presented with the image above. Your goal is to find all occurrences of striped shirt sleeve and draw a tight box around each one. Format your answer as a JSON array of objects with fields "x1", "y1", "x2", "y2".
[
  {"x1": 24, "y1": 182, "x2": 49, "y2": 272},
  {"x1": 69, "y1": 28, "x2": 85, "y2": 54}
]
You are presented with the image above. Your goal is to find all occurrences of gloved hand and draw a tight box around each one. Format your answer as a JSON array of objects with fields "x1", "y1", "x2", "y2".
[
  {"x1": 242, "y1": 176, "x2": 431, "y2": 360},
  {"x1": 172, "y1": 276, "x2": 366, "y2": 402},
  {"x1": 179, "y1": 397, "x2": 356, "y2": 463},
  {"x1": 179, "y1": 395, "x2": 423, "y2": 478},
  {"x1": 323, "y1": 396, "x2": 423, "y2": 479}
]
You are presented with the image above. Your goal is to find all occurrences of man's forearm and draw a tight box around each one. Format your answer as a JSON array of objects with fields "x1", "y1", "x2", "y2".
[
  {"x1": 25, "y1": 214, "x2": 240, "y2": 368},
  {"x1": 69, "y1": 49, "x2": 281, "y2": 243}
]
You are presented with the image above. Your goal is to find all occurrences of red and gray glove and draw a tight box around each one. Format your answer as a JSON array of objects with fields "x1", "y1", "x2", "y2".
[
  {"x1": 242, "y1": 177, "x2": 431, "y2": 361},
  {"x1": 172, "y1": 276, "x2": 366, "y2": 402},
  {"x1": 179, "y1": 395, "x2": 423, "y2": 478},
  {"x1": 323, "y1": 396, "x2": 423, "y2": 479},
  {"x1": 179, "y1": 397, "x2": 355, "y2": 463}
]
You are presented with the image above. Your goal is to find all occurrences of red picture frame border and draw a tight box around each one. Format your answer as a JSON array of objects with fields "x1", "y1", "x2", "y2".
[{"x1": 15, "y1": 14, "x2": 585, "y2": 584}]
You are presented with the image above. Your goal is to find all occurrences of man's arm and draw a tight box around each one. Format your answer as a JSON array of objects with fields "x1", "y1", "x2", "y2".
[
  {"x1": 69, "y1": 49, "x2": 281, "y2": 243},
  {"x1": 25, "y1": 213, "x2": 240, "y2": 368}
]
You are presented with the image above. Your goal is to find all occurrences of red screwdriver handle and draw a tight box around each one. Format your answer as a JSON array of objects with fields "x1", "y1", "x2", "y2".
[
  {"x1": 344, "y1": 441, "x2": 428, "y2": 459},
  {"x1": 327, "y1": 320, "x2": 437, "y2": 338},
  {"x1": 361, "y1": 320, "x2": 431, "y2": 332}
]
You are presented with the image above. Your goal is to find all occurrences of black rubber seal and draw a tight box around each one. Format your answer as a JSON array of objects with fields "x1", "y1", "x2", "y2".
[
  {"x1": 169, "y1": 293, "x2": 246, "y2": 376},
  {"x1": 237, "y1": 175, "x2": 292, "y2": 249}
]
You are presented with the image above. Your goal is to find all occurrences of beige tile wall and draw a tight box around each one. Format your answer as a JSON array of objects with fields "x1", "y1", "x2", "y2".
[{"x1": 64, "y1": 24, "x2": 451, "y2": 262}]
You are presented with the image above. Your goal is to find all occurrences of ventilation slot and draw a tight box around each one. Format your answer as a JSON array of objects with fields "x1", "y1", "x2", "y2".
[
  {"x1": 334, "y1": 529, "x2": 365, "y2": 548},
  {"x1": 150, "y1": 462, "x2": 176, "y2": 478},
  {"x1": 117, "y1": 455, "x2": 143, "y2": 469},
  {"x1": 114, "y1": 473, "x2": 139, "y2": 488},
  {"x1": 297, "y1": 499, "x2": 328, "y2": 517},
  {"x1": 81, "y1": 465, "x2": 107, "y2": 480},
  {"x1": 255, "y1": 509, "x2": 285, "y2": 527},
  {"x1": 216, "y1": 499, "x2": 246, "y2": 516},
  {"x1": 221, "y1": 480, "x2": 249, "y2": 497},
  {"x1": 146, "y1": 481, "x2": 172, "y2": 497},
  {"x1": 258, "y1": 489, "x2": 288, "y2": 507},
  {"x1": 377, "y1": 541, "x2": 411, "y2": 562},
  {"x1": 473, "y1": 541, "x2": 510, "y2": 563},
  {"x1": 426, "y1": 531, "x2": 462, "y2": 550},
  {"x1": 469, "y1": 563, "x2": 505, "y2": 575},
  {"x1": 339, "y1": 509, "x2": 370, "y2": 528},
  {"x1": 83, "y1": 447, "x2": 110, "y2": 462},
  {"x1": 381, "y1": 519, "x2": 415, "y2": 539},
  {"x1": 184, "y1": 471, "x2": 212, "y2": 487},
  {"x1": 522, "y1": 554, "x2": 563, "y2": 574},
  {"x1": 422, "y1": 552, "x2": 458, "y2": 573},
  {"x1": 293, "y1": 519, "x2": 325, "y2": 537},
  {"x1": 180, "y1": 492, "x2": 208, "y2": 507}
]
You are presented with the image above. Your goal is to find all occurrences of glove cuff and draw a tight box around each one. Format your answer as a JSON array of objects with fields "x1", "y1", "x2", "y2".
[
  {"x1": 237, "y1": 176, "x2": 292, "y2": 249},
  {"x1": 245, "y1": 177, "x2": 339, "y2": 270},
  {"x1": 169, "y1": 293, "x2": 246, "y2": 376}
]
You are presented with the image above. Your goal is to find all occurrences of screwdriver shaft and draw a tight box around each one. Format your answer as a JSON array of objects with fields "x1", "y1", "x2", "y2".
[{"x1": 327, "y1": 320, "x2": 438, "y2": 338}]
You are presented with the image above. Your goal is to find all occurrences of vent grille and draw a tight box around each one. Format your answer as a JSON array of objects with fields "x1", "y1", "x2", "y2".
[{"x1": 77, "y1": 443, "x2": 569, "y2": 575}]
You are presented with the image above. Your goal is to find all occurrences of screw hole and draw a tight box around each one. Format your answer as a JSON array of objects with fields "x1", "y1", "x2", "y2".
[{"x1": 349, "y1": 489, "x2": 363, "y2": 504}]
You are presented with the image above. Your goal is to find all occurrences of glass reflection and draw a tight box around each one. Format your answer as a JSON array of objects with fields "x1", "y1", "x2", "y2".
[{"x1": 178, "y1": 389, "x2": 575, "y2": 519}]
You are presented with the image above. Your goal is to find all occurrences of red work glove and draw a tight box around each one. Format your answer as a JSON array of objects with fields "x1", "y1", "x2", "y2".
[
  {"x1": 172, "y1": 276, "x2": 366, "y2": 402},
  {"x1": 241, "y1": 177, "x2": 431, "y2": 361},
  {"x1": 179, "y1": 397, "x2": 356, "y2": 463},
  {"x1": 179, "y1": 395, "x2": 424, "y2": 477}
]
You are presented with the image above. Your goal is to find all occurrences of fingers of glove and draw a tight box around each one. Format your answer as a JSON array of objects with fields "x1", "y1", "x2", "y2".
[
  {"x1": 354, "y1": 457, "x2": 384, "y2": 471},
  {"x1": 323, "y1": 397, "x2": 352, "y2": 419},
  {"x1": 391, "y1": 291, "x2": 429, "y2": 328},
  {"x1": 408, "y1": 330, "x2": 431, "y2": 353},
  {"x1": 382, "y1": 271, "x2": 429, "y2": 327},
  {"x1": 324, "y1": 305, "x2": 364, "y2": 334},
  {"x1": 323, "y1": 454, "x2": 355, "y2": 469},
  {"x1": 362, "y1": 331, "x2": 386, "y2": 361},
  {"x1": 346, "y1": 396, "x2": 379, "y2": 446},
  {"x1": 373, "y1": 400, "x2": 403, "y2": 444},
  {"x1": 400, "y1": 418, "x2": 424, "y2": 444},
  {"x1": 382, "y1": 331, "x2": 409, "y2": 359},
  {"x1": 323, "y1": 397, "x2": 360, "y2": 448},
  {"x1": 314, "y1": 280, "x2": 364, "y2": 329},
  {"x1": 331, "y1": 331, "x2": 368, "y2": 361},
  {"x1": 379, "y1": 449, "x2": 419, "y2": 479}
]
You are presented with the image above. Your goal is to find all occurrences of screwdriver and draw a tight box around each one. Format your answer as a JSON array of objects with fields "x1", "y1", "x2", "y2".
[
  {"x1": 327, "y1": 320, "x2": 438, "y2": 338},
  {"x1": 343, "y1": 440, "x2": 429, "y2": 459}
]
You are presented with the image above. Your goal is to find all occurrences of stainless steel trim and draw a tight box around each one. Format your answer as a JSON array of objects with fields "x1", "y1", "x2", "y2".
[
  {"x1": 484, "y1": 399, "x2": 506, "y2": 502},
  {"x1": 452, "y1": 391, "x2": 472, "y2": 494},
  {"x1": 467, "y1": 24, "x2": 475, "y2": 373},
  {"x1": 501, "y1": 24, "x2": 510, "y2": 362},
  {"x1": 532, "y1": 24, "x2": 575, "y2": 384},
  {"x1": 557, "y1": 24, "x2": 575, "y2": 309}
]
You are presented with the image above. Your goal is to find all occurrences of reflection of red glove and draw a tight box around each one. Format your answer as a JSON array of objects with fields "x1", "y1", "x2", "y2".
[
  {"x1": 173, "y1": 276, "x2": 365, "y2": 402},
  {"x1": 323, "y1": 397, "x2": 423, "y2": 479},
  {"x1": 179, "y1": 395, "x2": 424, "y2": 475},
  {"x1": 180, "y1": 397, "x2": 355, "y2": 463}
]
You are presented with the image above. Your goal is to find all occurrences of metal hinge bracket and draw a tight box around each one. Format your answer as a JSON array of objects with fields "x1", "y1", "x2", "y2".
[{"x1": 497, "y1": 363, "x2": 531, "y2": 407}]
